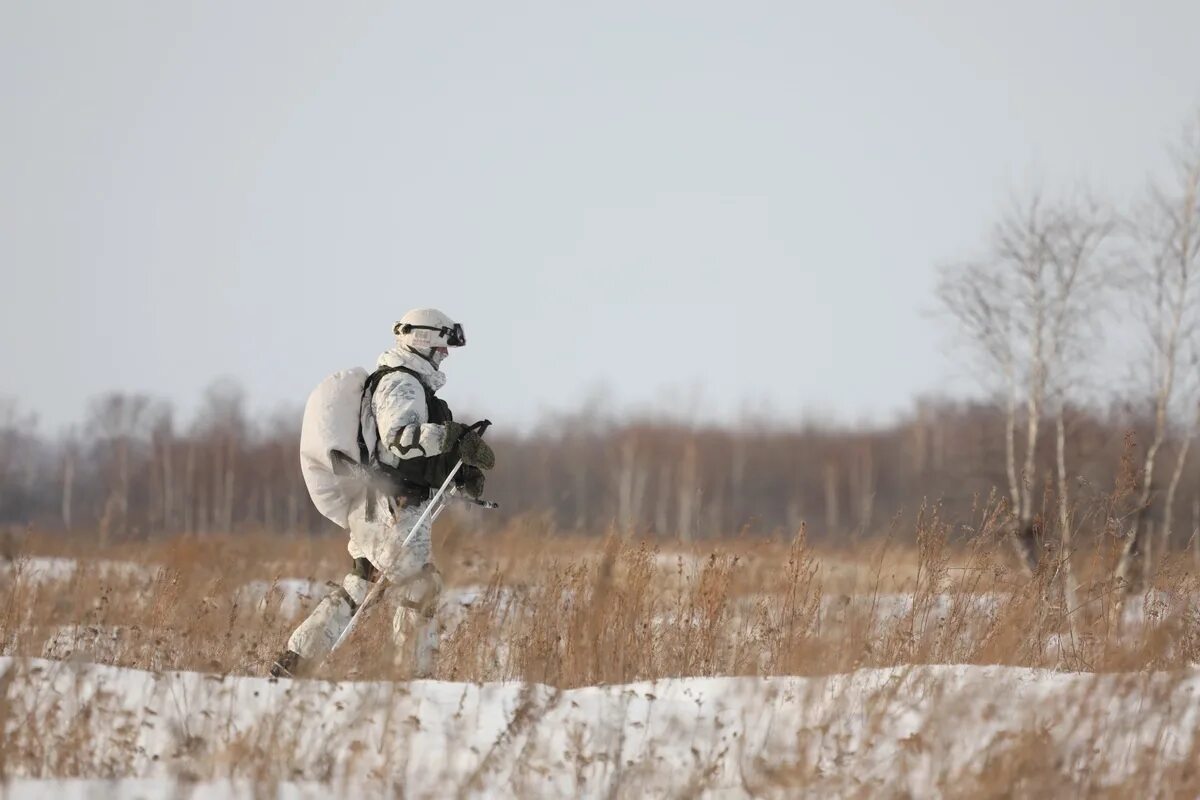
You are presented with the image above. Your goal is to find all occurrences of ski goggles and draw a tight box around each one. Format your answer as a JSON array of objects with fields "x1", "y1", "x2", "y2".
[{"x1": 399, "y1": 322, "x2": 467, "y2": 347}]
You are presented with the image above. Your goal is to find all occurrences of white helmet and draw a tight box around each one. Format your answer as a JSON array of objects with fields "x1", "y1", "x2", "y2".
[{"x1": 393, "y1": 308, "x2": 465, "y2": 366}]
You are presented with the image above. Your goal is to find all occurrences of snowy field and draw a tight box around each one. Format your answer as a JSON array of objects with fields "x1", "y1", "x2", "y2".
[
  {"x1": 2, "y1": 655, "x2": 1199, "y2": 798},
  {"x1": 5, "y1": 533, "x2": 1200, "y2": 797}
]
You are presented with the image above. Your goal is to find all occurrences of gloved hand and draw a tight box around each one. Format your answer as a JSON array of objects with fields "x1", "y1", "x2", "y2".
[
  {"x1": 444, "y1": 421, "x2": 496, "y2": 470},
  {"x1": 458, "y1": 466, "x2": 486, "y2": 498}
]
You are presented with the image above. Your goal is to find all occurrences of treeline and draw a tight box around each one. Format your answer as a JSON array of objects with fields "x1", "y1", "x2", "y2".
[
  {"x1": 0, "y1": 383, "x2": 309, "y2": 542},
  {"x1": 0, "y1": 385, "x2": 1189, "y2": 548}
]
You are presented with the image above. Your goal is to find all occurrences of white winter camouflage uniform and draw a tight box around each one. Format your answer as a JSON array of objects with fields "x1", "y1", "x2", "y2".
[{"x1": 287, "y1": 346, "x2": 456, "y2": 671}]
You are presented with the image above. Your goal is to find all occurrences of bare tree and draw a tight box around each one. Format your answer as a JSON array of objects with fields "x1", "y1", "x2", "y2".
[
  {"x1": 0, "y1": 399, "x2": 39, "y2": 522},
  {"x1": 937, "y1": 259, "x2": 1028, "y2": 561},
  {"x1": 148, "y1": 409, "x2": 176, "y2": 531},
  {"x1": 677, "y1": 440, "x2": 698, "y2": 542},
  {"x1": 616, "y1": 435, "x2": 647, "y2": 533},
  {"x1": 1117, "y1": 110, "x2": 1200, "y2": 591},
  {"x1": 194, "y1": 379, "x2": 247, "y2": 533},
  {"x1": 87, "y1": 393, "x2": 157, "y2": 541},
  {"x1": 61, "y1": 427, "x2": 77, "y2": 530},
  {"x1": 1040, "y1": 197, "x2": 1116, "y2": 609},
  {"x1": 823, "y1": 460, "x2": 840, "y2": 535},
  {"x1": 938, "y1": 190, "x2": 1114, "y2": 572}
]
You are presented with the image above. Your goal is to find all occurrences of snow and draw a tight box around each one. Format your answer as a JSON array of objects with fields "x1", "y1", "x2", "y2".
[
  {"x1": 0, "y1": 556, "x2": 151, "y2": 585},
  {"x1": 235, "y1": 578, "x2": 326, "y2": 618},
  {"x1": 2, "y1": 656, "x2": 1198, "y2": 797},
  {"x1": 0, "y1": 778, "x2": 339, "y2": 799},
  {"x1": 8, "y1": 559, "x2": 1200, "y2": 794},
  {"x1": 41, "y1": 625, "x2": 130, "y2": 662},
  {"x1": 818, "y1": 590, "x2": 1009, "y2": 622}
]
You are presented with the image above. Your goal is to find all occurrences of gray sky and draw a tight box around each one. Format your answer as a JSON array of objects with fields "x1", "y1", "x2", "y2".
[{"x1": 2, "y1": 1, "x2": 1197, "y2": 433}]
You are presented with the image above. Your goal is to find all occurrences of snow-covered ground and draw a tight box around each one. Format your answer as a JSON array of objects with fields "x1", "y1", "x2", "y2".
[
  {"x1": 234, "y1": 577, "x2": 326, "y2": 618},
  {"x1": 0, "y1": 556, "x2": 149, "y2": 585},
  {"x1": 7, "y1": 556, "x2": 1200, "y2": 795},
  {"x1": 2, "y1": 656, "x2": 1197, "y2": 798}
]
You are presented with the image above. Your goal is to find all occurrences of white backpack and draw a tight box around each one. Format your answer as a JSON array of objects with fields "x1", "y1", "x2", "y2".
[{"x1": 299, "y1": 368, "x2": 378, "y2": 528}]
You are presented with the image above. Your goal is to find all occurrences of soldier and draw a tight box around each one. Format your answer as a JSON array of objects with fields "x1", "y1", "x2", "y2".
[{"x1": 272, "y1": 308, "x2": 494, "y2": 677}]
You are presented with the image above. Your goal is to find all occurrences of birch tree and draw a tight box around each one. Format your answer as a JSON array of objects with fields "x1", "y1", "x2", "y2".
[
  {"x1": 1117, "y1": 111, "x2": 1200, "y2": 592},
  {"x1": 938, "y1": 191, "x2": 1114, "y2": 573},
  {"x1": 0, "y1": 399, "x2": 39, "y2": 521},
  {"x1": 194, "y1": 380, "x2": 248, "y2": 534},
  {"x1": 87, "y1": 393, "x2": 157, "y2": 541}
]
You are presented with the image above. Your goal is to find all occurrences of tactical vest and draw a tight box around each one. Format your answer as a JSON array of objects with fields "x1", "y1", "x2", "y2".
[{"x1": 359, "y1": 365, "x2": 454, "y2": 502}]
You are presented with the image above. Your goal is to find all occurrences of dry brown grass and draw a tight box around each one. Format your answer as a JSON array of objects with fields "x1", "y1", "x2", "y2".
[
  {"x1": 1, "y1": 498, "x2": 1196, "y2": 683},
  {"x1": 1, "y1": 499, "x2": 1199, "y2": 795}
]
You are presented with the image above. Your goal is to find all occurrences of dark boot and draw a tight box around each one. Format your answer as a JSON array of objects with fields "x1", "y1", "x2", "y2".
[{"x1": 270, "y1": 649, "x2": 303, "y2": 678}]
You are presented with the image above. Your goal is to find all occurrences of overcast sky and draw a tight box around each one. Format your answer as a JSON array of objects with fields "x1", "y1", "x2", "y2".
[{"x1": 2, "y1": 1, "x2": 1198, "y2": 433}]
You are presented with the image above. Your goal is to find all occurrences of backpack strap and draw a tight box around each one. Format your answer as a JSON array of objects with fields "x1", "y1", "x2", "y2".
[
  {"x1": 357, "y1": 366, "x2": 427, "y2": 521},
  {"x1": 357, "y1": 365, "x2": 431, "y2": 463}
]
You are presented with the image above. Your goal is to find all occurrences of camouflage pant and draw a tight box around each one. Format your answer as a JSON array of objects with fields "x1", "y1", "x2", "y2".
[{"x1": 286, "y1": 492, "x2": 442, "y2": 671}]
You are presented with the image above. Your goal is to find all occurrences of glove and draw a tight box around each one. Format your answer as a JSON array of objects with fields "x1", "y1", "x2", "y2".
[
  {"x1": 458, "y1": 466, "x2": 486, "y2": 498},
  {"x1": 460, "y1": 430, "x2": 495, "y2": 470},
  {"x1": 444, "y1": 421, "x2": 496, "y2": 470}
]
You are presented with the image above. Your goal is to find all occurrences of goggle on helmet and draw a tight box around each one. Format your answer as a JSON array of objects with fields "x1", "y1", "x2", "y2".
[{"x1": 394, "y1": 321, "x2": 467, "y2": 348}]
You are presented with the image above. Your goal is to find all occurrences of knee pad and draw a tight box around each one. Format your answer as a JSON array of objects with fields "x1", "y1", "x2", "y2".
[
  {"x1": 318, "y1": 572, "x2": 373, "y2": 615},
  {"x1": 286, "y1": 571, "x2": 379, "y2": 661},
  {"x1": 405, "y1": 563, "x2": 442, "y2": 619},
  {"x1": 391, "y1": 564, "x2": 443, "y2": 639},
  {"x1": 342, "y1": 573, "x2": 373, "y2": 607}
]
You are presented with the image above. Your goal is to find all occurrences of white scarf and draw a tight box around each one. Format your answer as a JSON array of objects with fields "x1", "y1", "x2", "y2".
[{"x1": 375, "y1": 346, "x2": 447, "y2": 392}]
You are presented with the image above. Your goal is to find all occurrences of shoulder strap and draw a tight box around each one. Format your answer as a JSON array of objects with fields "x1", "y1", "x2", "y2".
[{"x1": 357, "y1": 365, "x2": 437, "y2": 464}]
